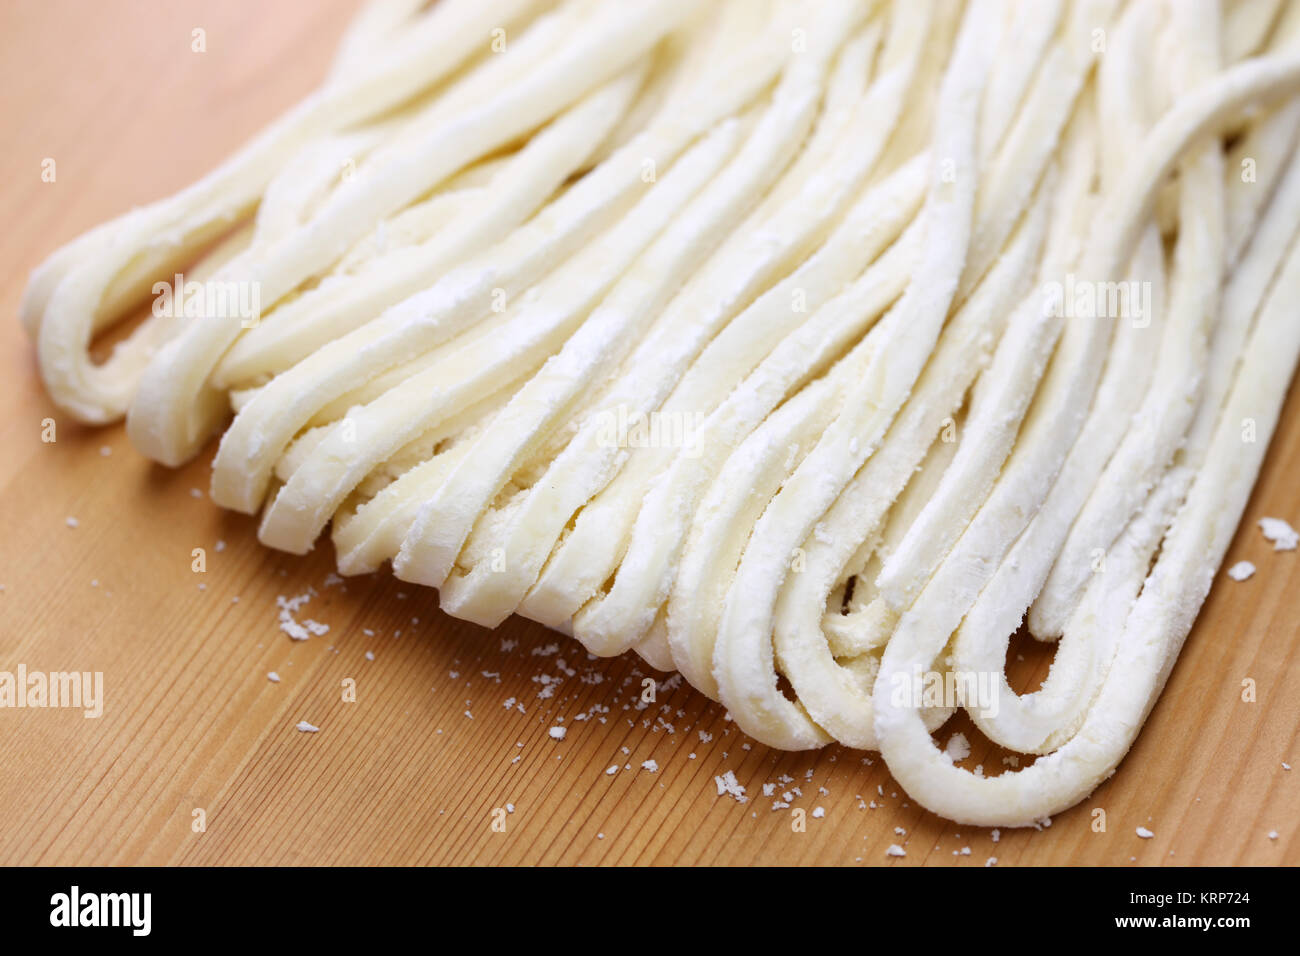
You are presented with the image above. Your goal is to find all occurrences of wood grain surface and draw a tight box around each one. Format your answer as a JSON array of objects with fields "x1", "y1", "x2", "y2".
[{"x1": 0, "y1": 0, "x2": 1297, "y2": 867}]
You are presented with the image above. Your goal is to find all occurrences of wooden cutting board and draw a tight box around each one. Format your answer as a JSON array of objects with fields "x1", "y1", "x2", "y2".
[{"x1": 0, "y1": 0, "x2": 1296, "y2": 866}]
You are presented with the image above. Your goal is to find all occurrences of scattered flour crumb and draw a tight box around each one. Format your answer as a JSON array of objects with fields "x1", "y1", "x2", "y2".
[
  {"x1": 605, "y1": 765, "x2": 618, "y2": 775},
  {"x1": 65, "y1": 516, "x2": 79, "y2": 528},
  {"x1": 548, "y1": 726, "x2": 566, "y2": 740},
  {"x1": 1136, "y1": 826, "x2": 1154, "y2": 839},
  {"x1": 812, "y1": 806, "x2": 825, "y2": 819},
  {"x1": 267, "y1": 671, "x2": 280, "y2": 683},
  {"x1": 886, "y1": 844, "x2": 906, "y2": 858},
  {"x1": 945, "y1": 732, "x2": 971, "y2": 762},
  {"x1": 277, "y1": 590, "x2": 328, "y2": 641},
  {"x1": 1227, "y1": 560, "x2": 1256, "y2": 581},
  {"x1": 714, "y1": 770, "x2": 747, "y2": 803},
  {"x1": 1258, "y1": 516, "x2": 1298, "y2": 551},
  {"x1": 295, "y1": 720, "x2": 319, "y2": 733},
  {"x1": 641, "y1": 759, "x2": 659, "y2": 773}
]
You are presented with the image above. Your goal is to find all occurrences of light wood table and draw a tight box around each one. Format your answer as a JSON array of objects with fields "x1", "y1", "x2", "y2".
[{"x1": 0, "y1": 0, "x2": 1296, "y2": 865}]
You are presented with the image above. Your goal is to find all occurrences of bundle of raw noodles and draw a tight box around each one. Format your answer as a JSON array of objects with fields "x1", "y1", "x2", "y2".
[{"x1": 22, "y1": 0, "x2": 1300, "y2": 826}]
